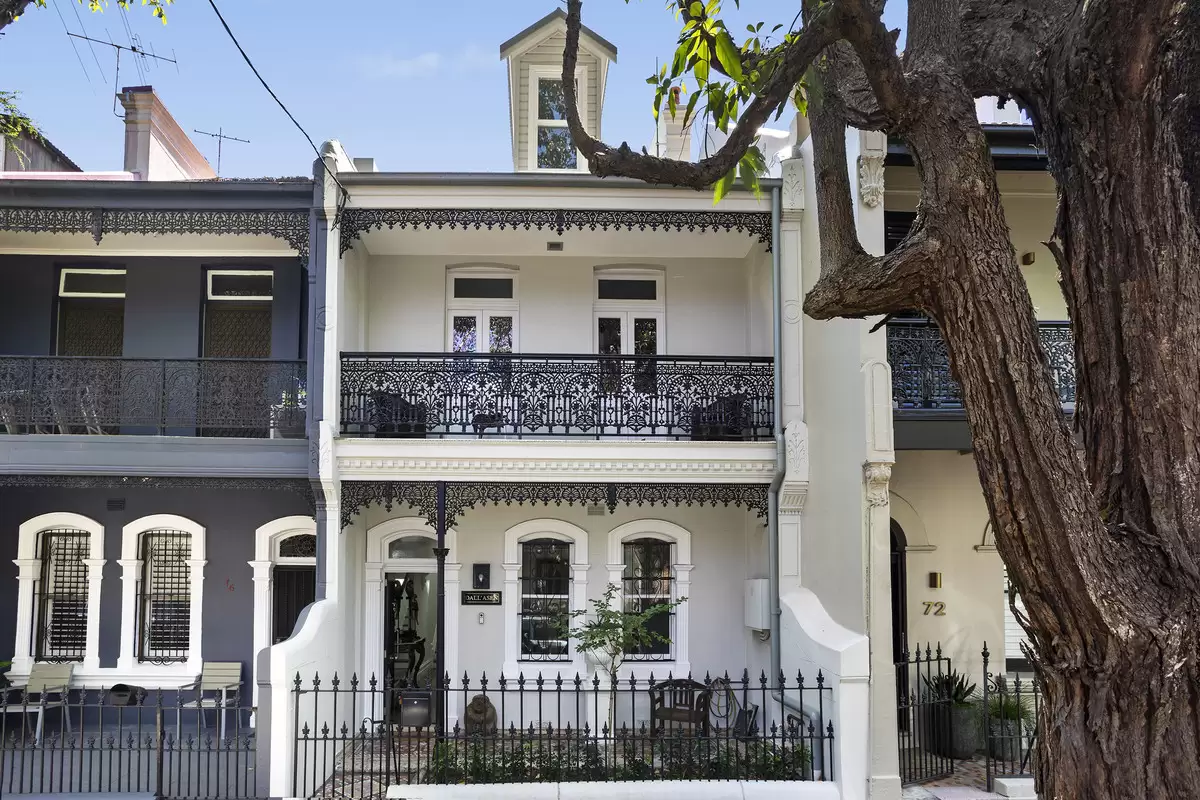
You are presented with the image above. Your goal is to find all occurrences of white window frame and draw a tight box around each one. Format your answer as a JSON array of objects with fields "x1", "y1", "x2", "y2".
[
  {"x1": 249, "y1": 516, "x2": 317, "y2": 709},
  {"x1": 502, "y1": 520, "x2": 589, "y2": 678},
  {"x1": 10, "y1": 513, "x2": 106, "y2": 680},
  {"x1": 528, "y1": 65, "x2": 588, "y2": 173},
  {"x1": 446, "y1": 264, "x2": 520, "y2": 353},
  {"x1": 593, "y1": 266, "x2": 667, "y2": 356},
  {"x1": 118, "y1": 514, "x2": 206, "y2": 681},
  {"x1": 58, "y1": 268, "x2": 126, "y2": 298},
  {"x1": 207, "y1": 269, "x2": 275, "y2": 301},
  {"x1": 605, "y1": 520, "x2": 692, "y2": 678}
]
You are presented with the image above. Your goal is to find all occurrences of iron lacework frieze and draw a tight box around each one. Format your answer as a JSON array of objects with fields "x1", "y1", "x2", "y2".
[
  {"x1": 0, "y1": 208, "x2": 310, "y2": 262},
  {"x1": 340, "y1": 481, "x2": 769, "y2": 529},
  {"x1": 338, "y1": 208, "x2": 773, "y2": 255}
]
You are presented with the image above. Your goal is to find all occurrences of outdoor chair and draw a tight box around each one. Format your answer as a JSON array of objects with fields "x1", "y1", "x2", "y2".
[
  {"x1": 3, "y1": 662, "x2": 74, "y2": 743},
  {"x1": 178, "y1": 661, "x2": 242, "y2": 742},
  {"x1": 648, "y1": 678, "x2": 712, "y2": 737}
]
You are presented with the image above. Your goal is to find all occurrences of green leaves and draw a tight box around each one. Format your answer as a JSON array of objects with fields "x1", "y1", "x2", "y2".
[
  {"x1": 713, "y1": 143, "x2": 767, "y2": 205},
  {"x1": 714, "y1": 29, "x2": 743, "y2": 82}
]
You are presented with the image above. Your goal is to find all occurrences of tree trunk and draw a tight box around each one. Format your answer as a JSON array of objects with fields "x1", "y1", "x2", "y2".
[
  {"x1": 0, "y1": 0, "x2": 34, "y2": 32},
  {"x1": 1017, "y1": 6, "x2": 1200, "y2": 795}
]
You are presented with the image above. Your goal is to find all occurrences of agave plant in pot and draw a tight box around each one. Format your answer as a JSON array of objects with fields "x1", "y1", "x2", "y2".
[
  {"x1": 921, "y1": 671, "x2": 982, "y2": 759},
  {"x1": 986, "y1": 691, "x2": 1032, "y2": 764}
]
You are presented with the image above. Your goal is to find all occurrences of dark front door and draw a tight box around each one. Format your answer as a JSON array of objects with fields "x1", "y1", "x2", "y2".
[{"x1": 272, "y1": 565, "x2": 315, "y2": 644}]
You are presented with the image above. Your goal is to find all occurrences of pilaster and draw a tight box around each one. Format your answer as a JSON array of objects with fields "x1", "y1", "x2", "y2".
[
  {"x1": 10, "y1": 558, "x2": 41, "y2": 674},
  {"x1": 116, "y1": 557, "x2": 142, "y2": 671},
  {"x1": 780, "y1": 156, "x2": 806, "y2": 427}
]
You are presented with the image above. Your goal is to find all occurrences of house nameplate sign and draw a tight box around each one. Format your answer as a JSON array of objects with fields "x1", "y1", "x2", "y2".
[{"x1": 461, "y1": 590, "x2": 502, "y2": 606}]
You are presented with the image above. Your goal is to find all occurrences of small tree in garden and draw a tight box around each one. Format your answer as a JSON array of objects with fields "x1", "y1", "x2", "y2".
[{"x1": 562, "y1": 582, "x2": 686, "y2": 731}]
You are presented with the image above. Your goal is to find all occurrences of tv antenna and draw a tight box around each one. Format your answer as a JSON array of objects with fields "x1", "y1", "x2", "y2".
[
  {"x1": 193, "y1": 128, "x2": 250, "y2": 176},
  {"x1": 66, "y1": 32, "x2": 177, "y2": 117}
]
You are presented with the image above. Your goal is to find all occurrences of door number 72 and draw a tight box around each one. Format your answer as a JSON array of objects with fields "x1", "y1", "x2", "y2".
[{"x1": 922, "y1": 601, "x2": 946, "y2": 616}]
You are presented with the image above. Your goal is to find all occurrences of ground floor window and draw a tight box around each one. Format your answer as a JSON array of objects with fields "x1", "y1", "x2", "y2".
[
  {"x1": 137, "y1": 530, "x2": 193, "y2": 664},
  {"x1": 34, "y1": 529, "x2": 90, "y2": 663},
  {"x1": 519, "y1": 538, "x2": 571, "y2": 661},
  {"x1": 622, "y1": 538, "x2": 674, "y2": 660}
]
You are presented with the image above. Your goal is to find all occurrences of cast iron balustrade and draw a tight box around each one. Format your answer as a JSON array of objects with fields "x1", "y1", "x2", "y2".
[
  {"x1": 888, "y1": 320, "x2": 1076, "y2": 411},
  {"x1": 293, "y1": 669, "x2": 833, "y2": 796},
  {"x1": 0, "y1": 356, "x2": 306, "y2": 437},
  {"x1": 340, "y1": 353, "x2": 774, "y2": 440}
]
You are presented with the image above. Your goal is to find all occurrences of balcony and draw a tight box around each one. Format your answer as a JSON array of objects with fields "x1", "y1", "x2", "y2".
[
  {"x1": 888, "y1": 320, "x2": 1076, "y2": 412},
  {"x1": 340, "y1": 353, "x2": 774, "y2": 440},
  {"x1": 0, "y1": 357, "x2": 307, "y2": 437}
]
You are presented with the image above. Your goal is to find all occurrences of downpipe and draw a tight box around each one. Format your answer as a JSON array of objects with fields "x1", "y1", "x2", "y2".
[{"x1": 768, "y1": 186, "x2": 785, "y2": 682}]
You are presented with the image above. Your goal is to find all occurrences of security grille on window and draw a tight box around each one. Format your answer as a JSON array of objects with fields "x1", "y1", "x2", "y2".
[
  {"x1": 33, "y1": 529, "x2": 90, "y2": 663},
  {"x1": 519, "y1": 539, "x2": 571, "y2": 661},
  {"x1": 137, "y1": 530, "x2": 192, "y2": 664},
  {"x1": 622, "y1": 539, "x2": 674, "y2": 660}
]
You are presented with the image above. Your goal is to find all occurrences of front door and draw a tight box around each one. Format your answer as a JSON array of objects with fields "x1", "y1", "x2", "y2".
[
  {"x1": 272, "y1": 565, "x2": 316, "y2": 644},
  {"x1": 384, "y1": 572, "x2": 439, "y2": 727}
]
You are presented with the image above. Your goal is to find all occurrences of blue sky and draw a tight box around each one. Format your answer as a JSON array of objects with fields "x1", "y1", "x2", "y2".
[{"x1": 0, "y1": 1, "x2": 906, "y2": 178}]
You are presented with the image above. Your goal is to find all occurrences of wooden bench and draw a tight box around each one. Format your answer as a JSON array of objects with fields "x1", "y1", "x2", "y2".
[
  {"x1": 3, "y1": 663, "x2": 74, "y2": 743},
  {"x1": 648, "y1": 678, "x2": 712, "y2": 737}
]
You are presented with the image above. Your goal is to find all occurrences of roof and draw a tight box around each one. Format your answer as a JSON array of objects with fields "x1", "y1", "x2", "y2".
[
  {"x1": 499, "y1": 9, "x2": 618, "y2": 61},
  {"x1": 337, "y1": 170, "x2": 779, "y2": 192},
  {"x1": 0, "y1": 119, "x2": 83, "y2": 172},
  {"x1": 886, "y1": 125, "x2": 1047, "y2": 171},
  {"x1": 0, "y1": 177, "x2": 313, "y2": 210}
]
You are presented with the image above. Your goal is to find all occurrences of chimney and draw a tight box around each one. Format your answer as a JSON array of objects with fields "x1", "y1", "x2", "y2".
[
  {"x1": 118, "y1": 86, "x2": 215, "y2": 180},
  {"x1": 656, "y1": 87, "x2": 693, "y2": 160}
]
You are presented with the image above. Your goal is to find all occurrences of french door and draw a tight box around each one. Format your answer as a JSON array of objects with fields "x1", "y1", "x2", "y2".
[
  {"x1": 448, "y1": 312, "x2": 516, "y2": 354},
  {"x1": 596, "y1": 312, "x2": 663, "y2": 402}
]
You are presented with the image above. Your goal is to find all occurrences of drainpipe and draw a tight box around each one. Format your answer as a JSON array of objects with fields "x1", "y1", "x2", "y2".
[{"x1": 768, "y1": 187, "x2": 784, "y2": 681}]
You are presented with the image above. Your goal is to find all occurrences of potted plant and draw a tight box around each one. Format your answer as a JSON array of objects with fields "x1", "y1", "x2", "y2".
[
  {"x1": 560, "y1": 582, "x2": 686, "y2": 733},
  {"x1": 922, "y1": 671, "x2": 982, "y2": 759},
  {"x1": 987, "y1": 693, "x2": 1031, "y2": 763}
]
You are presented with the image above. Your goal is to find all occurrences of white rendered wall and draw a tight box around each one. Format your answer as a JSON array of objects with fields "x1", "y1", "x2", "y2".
[
  {"x1": 349, "y1": 502, "x2": 771, "y2": 685},
  {"x1": 889, "y1": 450, "x2": 1004, "y2": 680},
  {"x1": 359, "y1": 255, "x2": 762, "y2": 356}
]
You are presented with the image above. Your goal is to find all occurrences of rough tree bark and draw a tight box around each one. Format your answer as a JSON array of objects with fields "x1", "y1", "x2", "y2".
[
  {"x1": 1, "y1": 1, "x2": 35, "y2": 31},
  {"x1": 564, "y1": 0, "x2": 1200, "y2": 796}
]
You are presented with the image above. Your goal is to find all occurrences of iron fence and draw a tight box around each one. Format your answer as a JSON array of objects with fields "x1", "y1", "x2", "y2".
[
  {"x1": 894, "y1": 644, "x2": 955, "y2": 785},
  {"x1": 293, "y1": 670, "x2": 832, "y2": 797},
  {"x1": 339, "y1": 352, "x2": 774, "y2": 439},
  {"x1": 0, "y1": 685, "x2": 256, "y2": 798},
  {"x1": 981, "y1": 643, "x2": 1039, "y2": 790},
  {"x1": 887, "y1": 320, "x2": 1075, "y2": 410},
  {"x1": 0, "y1": 356, "x2": 306, "y2": 437}
]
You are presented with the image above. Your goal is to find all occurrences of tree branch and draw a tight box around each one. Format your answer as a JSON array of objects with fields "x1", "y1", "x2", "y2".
[
  {"x1": 957, "y1": 0, "x2": 1075, "y2": 98},
  {"x1": 562, "y1": 0, "x2": 841, "y2": 189},
  {"x1": 803, "y1": 55, "x2": 934, "y2": 319},
  {"x1": 0, "y1": 0, "x2": 33, "y2": 31}
]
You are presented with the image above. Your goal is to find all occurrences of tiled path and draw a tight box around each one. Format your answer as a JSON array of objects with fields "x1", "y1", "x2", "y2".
[{"x1": 903, "y1": 756, "x2": 1004, "y2": 800}]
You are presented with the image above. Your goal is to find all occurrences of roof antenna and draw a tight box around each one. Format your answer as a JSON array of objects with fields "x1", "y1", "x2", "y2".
[
  {"x1": 193, "y1": 127, "x2": 250, "y2": 176},
  {"x1": 67, "y1": 32, "x2": 178, "y2": 117}
]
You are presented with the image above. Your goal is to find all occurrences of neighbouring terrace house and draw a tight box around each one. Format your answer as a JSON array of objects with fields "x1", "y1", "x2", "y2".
[{"x1": 0, "y1": 87, "x2": 315, "y2": 710}]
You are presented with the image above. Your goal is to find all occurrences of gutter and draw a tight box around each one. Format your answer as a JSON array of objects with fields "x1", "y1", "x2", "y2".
[{"x1": 338, "y1": 170, "x2": 783, "y2": 191}]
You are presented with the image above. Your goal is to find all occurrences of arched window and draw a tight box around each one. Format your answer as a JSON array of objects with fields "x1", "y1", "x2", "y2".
[
  {"x1": 119, "y1": 515, "x2": 205, "y2": 676},
  {"x1": 606, "y1": 520, "x2": 693, "y2": 676},
  {"x1": 11, "y1": 512, "x2": 105, "y2": 679},
  {"x1": 502, "y1": 520, "x2": 589, "y2": 676}
]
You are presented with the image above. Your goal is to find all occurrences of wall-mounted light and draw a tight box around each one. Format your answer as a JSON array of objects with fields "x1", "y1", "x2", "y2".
[
  {"x1": 1020, "y1": 252, "x2": 1036, "y2": 266},
  {"x1": 928, "y1": 572, "x2": 943, "y2": 589},
  {"x1": 473, "y1": 563, "x2": 490, "y2": 590}
]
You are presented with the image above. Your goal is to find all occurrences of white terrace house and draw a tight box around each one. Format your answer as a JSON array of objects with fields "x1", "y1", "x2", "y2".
[{"x1": 259, "y1": 10, "x2": 898, "y2": 800}]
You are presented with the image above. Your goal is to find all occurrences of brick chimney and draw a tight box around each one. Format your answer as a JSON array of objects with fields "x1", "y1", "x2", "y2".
[
  {"x1": 655, "y1": 87, "x2": 693, "y2": 160},
  {"x1": 118, "y1": 86, "x2": 215, "y2": 180}
]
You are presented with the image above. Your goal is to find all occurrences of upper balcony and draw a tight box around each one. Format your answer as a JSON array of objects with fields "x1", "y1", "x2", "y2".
[
  {"x1": 887, "y1": 319, "x2": 1075, "y2": 448},
  {"x1": 330, "y1": 186, "x2": 778, "y2": 482}
]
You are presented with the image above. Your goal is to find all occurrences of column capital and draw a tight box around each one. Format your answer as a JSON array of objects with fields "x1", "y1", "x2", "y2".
[{"x1": 864, "y1": 461, "x2": 893, "y2": 507}]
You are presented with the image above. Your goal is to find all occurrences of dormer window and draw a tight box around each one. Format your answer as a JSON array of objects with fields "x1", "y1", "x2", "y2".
[{"x1": 529, "y1": 66, "x2": 586, "y2": 171}]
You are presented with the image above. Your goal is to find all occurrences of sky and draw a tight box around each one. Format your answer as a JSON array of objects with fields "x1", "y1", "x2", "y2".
[{"x1": 0, "y1": 1, "x2": 907, "y2": 178}]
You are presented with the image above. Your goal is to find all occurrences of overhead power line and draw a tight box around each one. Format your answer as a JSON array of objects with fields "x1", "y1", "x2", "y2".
[{"x1": 204, "y1": 0, "x2": 347, "y2": 205}]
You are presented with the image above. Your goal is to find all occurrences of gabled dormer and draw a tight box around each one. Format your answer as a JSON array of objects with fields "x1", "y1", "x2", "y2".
[{"x1": 500, "y1": 9, "x2": 617, "y2": 173}]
